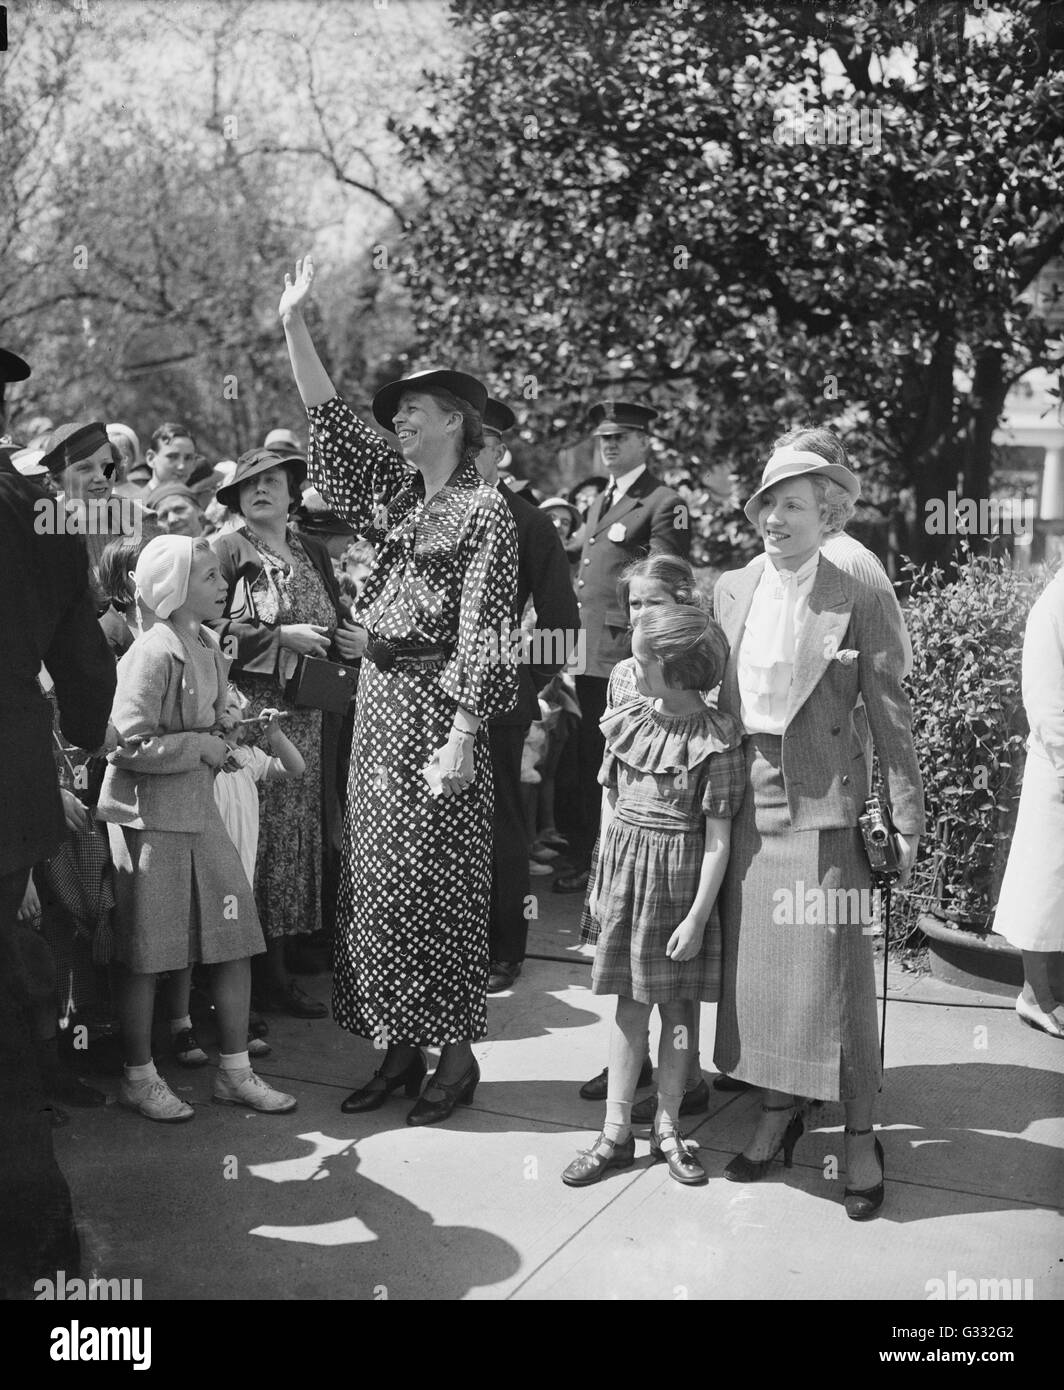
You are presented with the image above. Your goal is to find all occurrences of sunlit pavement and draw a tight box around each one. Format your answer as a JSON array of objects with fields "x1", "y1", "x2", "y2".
[{"x1": 59, "y1": 891, "x2": 1063, "y2": 1301}]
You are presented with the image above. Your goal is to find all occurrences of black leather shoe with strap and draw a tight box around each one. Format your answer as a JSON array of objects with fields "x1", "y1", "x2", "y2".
[
  {"x1": 843, "y1": 1127, "x2": 885, "y2": 1221},
  {"x1": 561, "y1": 1132, "x2": 636, "y2": 1187},
  {"x1": 724, "y1": 1102, "x2": 804, "y2": 1183},
  {"x1": 406, "y1": 1060, "x2": 480, "y2": 1127},
  {"x1": 650, "y1": 1129, "x2": 707, "y2": 1186},
  {"x1": 341, "y1": 1050, "x2": 426, "y2": 1113}
]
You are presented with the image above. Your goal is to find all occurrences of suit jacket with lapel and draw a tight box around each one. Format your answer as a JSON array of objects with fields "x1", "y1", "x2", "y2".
[
  {"x1": 715, "y1": 554, "x2": 924, "y2": 834},
  {"x1": 576, "y1": 468, "x2": 691, "y2": 678}
]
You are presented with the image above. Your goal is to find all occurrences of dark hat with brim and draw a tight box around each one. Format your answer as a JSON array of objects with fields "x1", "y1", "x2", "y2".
[
  {"x1": 588, "y1": 400, "x2": 659, "y2": 437},
  {"x1": 0, "y1": 348, "x2": 31, "y2": 384},
  {"x1": 216, "y1": 447, "x2": 308, "y2": 512},
  {"x1": 146, "y1": 481, "x2": 203, "y2": 510},
  {"x1": 743, "y1": 448, "x2": 861, "y2": 525},
  {"x1": 482, "y1": 397, "x2": 516, "y2": 436},
  {"x1": 39, "y1": 421, "x2": 113, "y2": 476},
  {"x1": 371, "y1": 368, "x2": 488, "y2": 431}
]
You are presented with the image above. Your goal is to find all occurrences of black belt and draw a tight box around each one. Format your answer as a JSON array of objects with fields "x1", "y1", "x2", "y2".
[{"x1": 365, "y1": 636, "x2": 453, "y2": 671}]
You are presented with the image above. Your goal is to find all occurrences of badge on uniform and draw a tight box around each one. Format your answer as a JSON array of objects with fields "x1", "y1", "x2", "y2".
[{"x1": 607, "y1": 522, "x2": 627, "y2": 543}]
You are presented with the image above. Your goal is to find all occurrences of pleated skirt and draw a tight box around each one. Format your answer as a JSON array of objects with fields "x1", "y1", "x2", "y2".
[
  {"x1": 107, "y1": 801, "x2": 265, "y2": 974},
  {"x1": 713, "y1": 733, "x2": 881, "y2": 1101}
]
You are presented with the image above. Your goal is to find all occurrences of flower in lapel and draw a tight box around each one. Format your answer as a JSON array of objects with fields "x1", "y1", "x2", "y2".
[
  {"x1": 607, "y1": 522, "x2": 628, "y2": 543},
  {"x1": 833, "y1": 648, "x2": 859, "y2": 667}
]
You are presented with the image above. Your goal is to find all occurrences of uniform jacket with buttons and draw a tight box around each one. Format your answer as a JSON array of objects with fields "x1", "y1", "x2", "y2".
[
  {"x1": 714, "y1": 554, "x2": 925, "y2": 835},
  {"x1": 96, "y1": 622, "x2": 230, "y2": 833},
  {"x1": 576, "y1": 468, "x2": 691, "y2": 678}
]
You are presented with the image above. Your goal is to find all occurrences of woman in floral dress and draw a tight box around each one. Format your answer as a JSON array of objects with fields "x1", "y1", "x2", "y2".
[{"x1": 211, "y1": 448, "x2": 359, "y2": 1018}]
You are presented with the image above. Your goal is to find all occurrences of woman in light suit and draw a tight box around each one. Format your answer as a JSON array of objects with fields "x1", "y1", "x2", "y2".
[{"x1": 713, "y1": 432, "x2": 924, "y2": 1220}]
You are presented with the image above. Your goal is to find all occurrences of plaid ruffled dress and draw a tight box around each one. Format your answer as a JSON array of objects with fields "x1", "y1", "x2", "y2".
[{"x1": 590, "y1": 660, "x2": 746, "y2": 1004}]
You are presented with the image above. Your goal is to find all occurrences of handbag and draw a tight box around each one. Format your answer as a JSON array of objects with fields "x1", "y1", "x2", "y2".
[{"x1": 283, "y1": 655, "x2": 357, "y2": 713}]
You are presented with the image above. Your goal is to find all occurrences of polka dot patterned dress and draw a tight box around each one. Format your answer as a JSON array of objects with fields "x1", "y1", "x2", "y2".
[{"x1": 306, "y1": 395, "x2": 518, "y2": 1046}]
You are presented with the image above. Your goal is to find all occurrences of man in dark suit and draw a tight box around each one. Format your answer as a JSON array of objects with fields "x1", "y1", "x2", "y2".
[
  {"x1": 477, "y1": 400, "x2": 580, "y2": 992},
  {"x1": 555, "y1": 400, "x2": 692, "y2": 892},
  {"x1": 0, "y1": 346, "x2": 32, "y2": 471},
  {"x1": 0, "y1": 457, "x2": 116, "y2": 1298}
]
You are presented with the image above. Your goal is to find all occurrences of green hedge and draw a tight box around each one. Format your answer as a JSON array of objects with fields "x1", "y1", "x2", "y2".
[{"x1": 897, "y1": 549, "x2": 1051, "y2": 933}]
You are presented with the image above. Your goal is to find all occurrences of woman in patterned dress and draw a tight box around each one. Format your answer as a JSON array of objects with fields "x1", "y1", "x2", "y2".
[
  {"x1": 279, "y1": 256, "x2": 518, "y2": 1126},
  {"x1": 210, "y1": 449, "x2": 360, "y2": 1018}
]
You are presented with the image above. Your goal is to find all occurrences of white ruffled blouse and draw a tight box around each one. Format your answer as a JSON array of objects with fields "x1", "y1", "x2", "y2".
[{"x1": 737, "y1": 552, "x2": 820, "y2": 735}]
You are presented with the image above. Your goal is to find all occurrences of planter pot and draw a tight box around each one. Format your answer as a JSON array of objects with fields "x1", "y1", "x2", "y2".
[{"x1": 919, "y1": 912, "x2": 1023, "y2": 997}]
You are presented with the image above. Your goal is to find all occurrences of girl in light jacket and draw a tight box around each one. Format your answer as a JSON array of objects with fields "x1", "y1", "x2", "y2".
[{"x1": 98, "y1": 535, "x2": 296, "y2": 1123}]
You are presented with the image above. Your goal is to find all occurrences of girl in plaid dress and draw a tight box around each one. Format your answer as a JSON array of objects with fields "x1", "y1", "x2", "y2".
[{"x1": 562, "y1": 605, "x2": 745, "y2": 1189}]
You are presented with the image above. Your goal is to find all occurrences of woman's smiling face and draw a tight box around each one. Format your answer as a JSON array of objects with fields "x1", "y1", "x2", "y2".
[
  {"x1": 59, "y1": 444, "x2": 114, "y2": 502},
  {"x1": 756, "y1": 476, "x2": 829, "y2": 570},
  {"x1": 391, "y1": 391, "x2": 457, "y2": 466}
]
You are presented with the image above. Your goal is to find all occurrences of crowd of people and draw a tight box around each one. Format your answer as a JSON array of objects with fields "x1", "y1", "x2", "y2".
[{"x1": 2, "y1": 253, "x2": 1062, "y2": 1291}]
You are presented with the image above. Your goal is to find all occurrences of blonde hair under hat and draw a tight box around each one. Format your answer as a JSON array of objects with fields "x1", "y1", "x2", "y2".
[
  {"x1": 743, "y1": 448, "x2": 860, "y2": 526},
  {"x1": 134, "y1": 534, "x2": 195, "y2": 619}
]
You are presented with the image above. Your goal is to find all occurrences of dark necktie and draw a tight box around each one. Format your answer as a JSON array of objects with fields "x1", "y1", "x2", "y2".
[{"x1": 599, "y1": 481, "x2": 616, "y2": 515}]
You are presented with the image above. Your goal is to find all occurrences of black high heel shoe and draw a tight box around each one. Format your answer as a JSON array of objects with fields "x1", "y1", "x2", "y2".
[
  {"x1": 843, "y1": 1127, "x2": 885, "y2": 1221},
  {"x1": 406, "y1": 1059, "x2": 480, "y2": 1127},
  {"x1": 340, "y1": 1050, "x2": 427, "y2": 1113},
  {"x1": 724, "y1": 1101, "x2": 804, "y2": 1183}
]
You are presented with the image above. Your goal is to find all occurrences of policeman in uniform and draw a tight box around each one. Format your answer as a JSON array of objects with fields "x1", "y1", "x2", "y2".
[
  {"x1": 554, "y1": 400, "x2": 691, "y2": 892},
  {"x1": 478, "y1": 399, "x2": 580, "y2": 990}
]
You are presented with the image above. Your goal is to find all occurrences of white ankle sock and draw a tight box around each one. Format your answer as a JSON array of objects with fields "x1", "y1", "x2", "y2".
[
  {"x1": 603, "y1": 1100, "x2": 632, "y2": 1145},
  {"x1": 124, "y1": 1060, "x2": 157, "y2": 1084},
  {"x1": 170, "y1": 1015, "x2": 193, "y2": 1035},
  {"x1": 656, "y1": 1089, "x2": 684, "y2": 1135},
  {"x1": 219, "y1": 1050, "x2": 250, "y2": 1073}
]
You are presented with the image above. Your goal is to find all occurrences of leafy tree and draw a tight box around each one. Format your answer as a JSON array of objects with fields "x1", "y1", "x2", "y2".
[
  {"x1": 0, "y1": 0, "x2": 441, "y2": 455},
  {"x1": 392, "y1": 0, "x2": 1064, "y2": 566}
]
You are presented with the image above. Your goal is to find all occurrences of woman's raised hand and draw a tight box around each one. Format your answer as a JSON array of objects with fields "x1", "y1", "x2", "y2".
[{"x1": 278, "y1": 256, "x2": 316, "y2": 321}]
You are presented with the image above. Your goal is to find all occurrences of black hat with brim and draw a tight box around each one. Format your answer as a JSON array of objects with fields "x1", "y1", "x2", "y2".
[
  {"x1": 371, "y1": 368, "x2": 488, "y2": 431},
  {"x1": 0, "y1": 348, "x2": 31, "y2": 384},
  {"x1": 482, "y1": 398, "x2": 516, "y2": 436},
  {"x1": 216, "y1": 447, "x2": 308, "y2": 512}
]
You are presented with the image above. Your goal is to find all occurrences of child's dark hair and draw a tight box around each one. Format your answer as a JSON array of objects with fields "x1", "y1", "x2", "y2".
[
  {"x1": 636, "y1": 603, "x2": 729, "y2": 692},
  {"x1": 617, "y1": 553, "x2": 702, "y2": 611},
  {"x1": 150, "y1": 421, "x2": 197, "y2": 452},
  {"x1": 97, "y1": 536, "x2": 149, "y2": 609}
]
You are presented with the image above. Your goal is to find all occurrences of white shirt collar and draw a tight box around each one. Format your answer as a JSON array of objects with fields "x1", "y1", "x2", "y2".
[
  {"x1": 762, "y1": 550, "x2": 820, "y2": 588},
  {"x1": 609, "y1": 462, "x2": 647, "y2": 498}
]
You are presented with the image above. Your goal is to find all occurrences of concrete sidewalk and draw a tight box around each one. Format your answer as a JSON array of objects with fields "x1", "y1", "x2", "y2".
[{"x1": 57, "y1": 892, "x2": 1063, "y2": 1302}]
